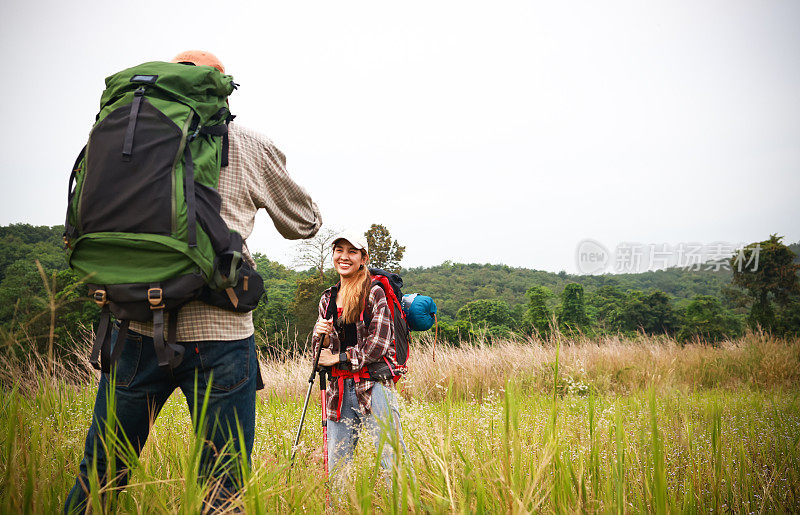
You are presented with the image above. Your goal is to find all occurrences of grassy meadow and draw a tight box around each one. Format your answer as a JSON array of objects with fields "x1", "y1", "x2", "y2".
[{"x1": 1, "y1": 331, "x2": 799, "y2": 513}]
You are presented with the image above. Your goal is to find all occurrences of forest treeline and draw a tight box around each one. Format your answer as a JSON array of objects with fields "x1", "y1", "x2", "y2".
[{"x1": 0, "y1": 223, "x2": 798, "y2": 362}]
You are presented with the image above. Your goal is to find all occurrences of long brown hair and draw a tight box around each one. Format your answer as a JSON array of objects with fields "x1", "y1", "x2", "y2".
[{"x1": 337, "y1": 252, "x2": 371, "y2": 324}]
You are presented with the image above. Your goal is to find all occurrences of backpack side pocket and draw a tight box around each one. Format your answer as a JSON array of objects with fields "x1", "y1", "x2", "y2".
[{"x1": 200, "y1": 262, "x2": 265, "y2": 313}]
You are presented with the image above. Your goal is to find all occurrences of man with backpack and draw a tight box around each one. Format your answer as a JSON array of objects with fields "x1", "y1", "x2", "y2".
[{"x1": 64, "y1": 50, "x2": 321, "y2": 513}]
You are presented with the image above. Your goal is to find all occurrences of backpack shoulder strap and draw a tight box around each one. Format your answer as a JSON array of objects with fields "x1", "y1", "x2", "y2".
[
  {"x1": 64, "y1": 146, "x2": 86, "y2": 242},
  {"x1": 363, "y1": 277, "x2": 394, "y2": 327},
  {"x1": 200, "y1": 113, "x2": 236, "y2": 167},
  {"x1": 325, "y1": 284, "x2": 339, "y2": 321}
]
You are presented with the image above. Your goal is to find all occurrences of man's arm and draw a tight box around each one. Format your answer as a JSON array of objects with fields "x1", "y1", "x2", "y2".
[{"x1": 237, "y1": 123, "x2": 322, "y2": 239}]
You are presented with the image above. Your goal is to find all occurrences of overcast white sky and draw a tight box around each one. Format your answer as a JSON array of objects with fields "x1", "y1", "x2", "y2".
[{"x1": 1, "y1": 0, "x2": 798, "y2": 273}]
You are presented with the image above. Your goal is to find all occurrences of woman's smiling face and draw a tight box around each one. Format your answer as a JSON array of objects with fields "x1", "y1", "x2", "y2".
[{"x1": 332, "y1": 239, "x2": 367, "y2": 278}]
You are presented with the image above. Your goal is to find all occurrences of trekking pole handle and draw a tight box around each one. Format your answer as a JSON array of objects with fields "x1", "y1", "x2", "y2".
[{"x1": 308, "y1": 335, "x2": 324, "y2": 383}]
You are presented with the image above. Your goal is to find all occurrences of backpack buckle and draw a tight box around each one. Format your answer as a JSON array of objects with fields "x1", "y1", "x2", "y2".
[
  {"x1": 148, "y1": 288, "x2": 164, "y2": 309},
  {"x1": 93, "y1": 289, "x2": 107, "y2": 307}
]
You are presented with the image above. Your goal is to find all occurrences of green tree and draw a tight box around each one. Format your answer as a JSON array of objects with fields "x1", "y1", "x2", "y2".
[
  {"x1": 776, "y1": 296, "x2": 800, "y2": 337},
  {"x1": 436, "y1": 317, "x2": 476, "y2": 345},
  {"x1": 0, "y1": 261, "x2": 97, "y2": 359},
  {"x1": 616, "y1": 290, "x2": 679, "y2": 335},
  {"x1": 586, "y1": 285, "x2": 626, "y2": 331},
  {"x1": 364, "y1": 224, "x2": 405, "y2": 272},
  {"x1": 524, "y1": 286, "x2": 553, "y2": 337},
  {"x1": 559, "y1": 283, "x2": 588, "y2": 333},
  {"x1": 251, "y1": 253, "x2": 302, "y2": 350},
  {"x1": 290, "y1": 271, "x2": 337, "y2": 345},
  {"x1": 729, "y1": 235, "x2": 800, "y2": 332},
  {"x1": 678, "y1": 295, "x2": 741, "y2": 343},
  {"x1": 456, "y1": 299, "x2": 515, "y2": 337}
]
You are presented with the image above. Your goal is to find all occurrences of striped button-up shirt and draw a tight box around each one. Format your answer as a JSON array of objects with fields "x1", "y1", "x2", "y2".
[
  {"x1": 130, "y1": 122, "x2": 321, "y2": 341},
  {"x1": 312, "y1": 282, "x2": 398, "y2": 421}
]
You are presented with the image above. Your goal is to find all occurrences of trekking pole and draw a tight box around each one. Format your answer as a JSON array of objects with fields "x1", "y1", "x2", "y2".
[
  {"x1": 320, "y1": 367, "x2": 329, "y2": 476},
  {"x1": 319, "y1": 366, "x2": 331, "y2": 506},
  {"x1": 288, "y1": 335, "x2": 325, "y2": 481}
]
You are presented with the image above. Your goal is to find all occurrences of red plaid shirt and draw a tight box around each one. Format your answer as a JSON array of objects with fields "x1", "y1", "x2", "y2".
[{"x1": 312, "y1": 282, "x2": 399, "y2": 421}]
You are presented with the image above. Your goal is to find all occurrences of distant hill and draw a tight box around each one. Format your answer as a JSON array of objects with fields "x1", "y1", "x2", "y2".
[
  {"x1": 1, "y1": 222, "x2": 797, "y2": 324},
  {"x1": 403, "y1": 240, "x2": 800, "y2": 319},
  {"x1": 402, "y1": 262, "x2": 735, "y2": 319}
]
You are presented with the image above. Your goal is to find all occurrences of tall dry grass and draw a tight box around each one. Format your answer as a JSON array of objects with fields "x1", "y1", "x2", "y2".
[
  {"x1": 5, "y1": 324, "x2": 797, "y2": 404},
  {"x1": 7, "y1": 326, "x2": 797, "y2": 401},
  {"x1": 259, "y1": 330, "x2": 800, "y2": 402},
  {"x1": 0, "y1": 327, "x2": 96, "y2": 392}
]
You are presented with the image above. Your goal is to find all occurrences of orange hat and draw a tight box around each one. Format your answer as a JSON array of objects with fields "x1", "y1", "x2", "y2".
[{"x1": 170, "y1": 50, "x2": 225, "y2": 74}]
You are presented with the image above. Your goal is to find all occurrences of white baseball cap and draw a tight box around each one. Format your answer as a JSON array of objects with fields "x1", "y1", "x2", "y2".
[{"x1": 332, "y1": 229, "x2": 369, "y2": 254}]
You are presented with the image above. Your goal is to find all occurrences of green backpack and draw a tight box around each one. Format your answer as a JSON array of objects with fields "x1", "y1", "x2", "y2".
[{"x1": 64, "y1": 61, "x2": 263, "y2": 374}]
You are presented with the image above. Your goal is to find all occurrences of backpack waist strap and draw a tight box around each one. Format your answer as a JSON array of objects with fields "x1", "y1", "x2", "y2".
[
  {"x1": 330, "y1": 366, "x2": 370, "y2": 381},
  {"x1": 329, "y1": 366, "x2": 371, "y2": 420}
]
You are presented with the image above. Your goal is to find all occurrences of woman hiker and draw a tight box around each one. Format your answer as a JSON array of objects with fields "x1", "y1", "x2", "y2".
[{"x1": 312, "y1": 230, "x2": 412, "y2": 494}]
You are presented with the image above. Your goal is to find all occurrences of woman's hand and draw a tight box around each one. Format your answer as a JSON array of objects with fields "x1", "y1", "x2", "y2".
[
  {"x1": 318, "y1": 348, "x2": 340, "y2": 367},
  {"x1": 314, "y1": 317, "x2": 333, "y2": 346}
]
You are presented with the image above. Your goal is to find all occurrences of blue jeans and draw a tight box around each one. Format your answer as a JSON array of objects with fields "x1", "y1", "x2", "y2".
[
  {"x1": 64, "y1": 328, "x2": 257, "y2": 514},
  {"x1": 326, "y1": 379, "x2": 412, "y2": 493}
]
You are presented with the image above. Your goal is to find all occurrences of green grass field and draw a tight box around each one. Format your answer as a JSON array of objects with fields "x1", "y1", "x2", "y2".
[{"x1": 1, "y1": 334, "x2": 799, "y2": 513}]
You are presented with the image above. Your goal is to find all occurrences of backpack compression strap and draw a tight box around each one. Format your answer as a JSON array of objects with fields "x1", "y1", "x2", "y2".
[
  {"x1": 89, "y1": 291, "x2": 130, "y2": 373},
  {"x1": 122, "y1": 87, "x2": 146, "y2": 161},
  {"x1": 149, "y1": 286, "x2": 184, "y2": 373},
  {"x1": 89, "y1": 291, "x2": 112, "y2": 372},
  {"x1": 199, "y1": 117, "x2": 232, "y2": 167}
]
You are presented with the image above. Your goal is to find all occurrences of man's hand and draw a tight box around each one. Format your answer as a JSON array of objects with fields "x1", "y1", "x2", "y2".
[{"x1": 319, "y1": 348, "x2": 340, "y2": 367}]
